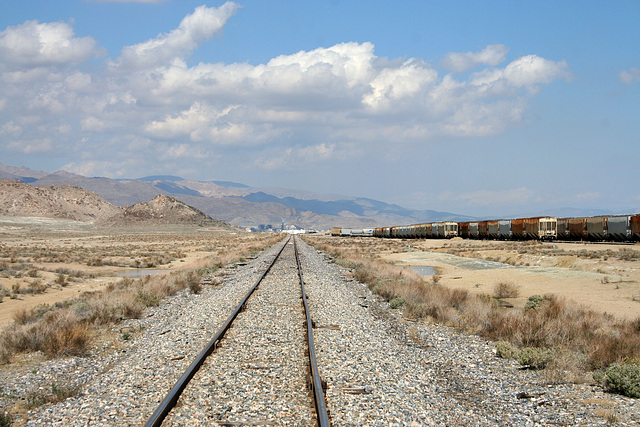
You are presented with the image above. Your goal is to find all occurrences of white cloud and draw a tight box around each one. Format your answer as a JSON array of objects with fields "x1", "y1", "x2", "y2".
[
  {"x1": 363, "y1": 58, "x2": 438, "y2": 111},
  {"x1": 7, "y1": 138, "x2": 53, "y2": 153},
  {"x1": 0, "y1": 20, "x2": 98, "y2": 68},
  {"x1": 441, "y1": 44, "x2": 509, "y2": 73},
  {"x1": 145, "y1": 103, "x2": 252, "y2": 144},
  {"x1": 620, "y1": 67, "x2": 640, "y2": 84},
  {"x1": 1, "y1": 121, "x2": 22, "y2": 137},
  {"x1": 114, "y1": 3, "x2": 239, "y2": 71},
  {"x1": 159, "y1": 143, "x2": 209, "y2": 160}
]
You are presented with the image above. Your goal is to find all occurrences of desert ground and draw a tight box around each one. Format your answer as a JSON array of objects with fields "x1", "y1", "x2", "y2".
[
  {"x1": 2, "y1": 218, "x2": 640, "y2": 329},
  {"x1": 381, "y1": 238, "x2": 640, "y2": 321},
  {"x1": 0, "y1": 217, "x2": 273, "y2": 329}
]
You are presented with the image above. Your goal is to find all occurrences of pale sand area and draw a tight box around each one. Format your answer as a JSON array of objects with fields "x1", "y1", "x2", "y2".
[
  {"x1": 383, "y1": 239, "x2": 640, "y2": 321},
  {"x1": 0, "y1": 250, "x2": 215, "y2": 328}
]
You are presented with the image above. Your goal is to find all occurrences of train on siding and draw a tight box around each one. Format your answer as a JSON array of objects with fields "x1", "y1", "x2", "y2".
[{"x1": 332, "y1": 214, "x2": 640, "y2": 242}]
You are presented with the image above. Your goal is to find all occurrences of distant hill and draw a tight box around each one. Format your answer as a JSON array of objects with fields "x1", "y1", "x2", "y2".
[
  {"x1": 0, "y1": 179, "x2": 233, "y2": 230},
  {"x1": 0, "y1": 179, "x2": 122, "y2": 222},
  {"x1": 99, "y1": 194, "x2": 232, "y2": 229},
  {"x1": 0, "y1": 163, "x2": 49, "y2": 183}
]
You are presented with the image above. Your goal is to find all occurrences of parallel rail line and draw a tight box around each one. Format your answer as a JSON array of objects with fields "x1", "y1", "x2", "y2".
[{"x1": 145, "y1": 236, "x2": 329, "y2": 426}]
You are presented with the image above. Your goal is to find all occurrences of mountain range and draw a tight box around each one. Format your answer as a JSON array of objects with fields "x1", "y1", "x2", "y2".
[{"x1": 0, "y1": 162, "x2": 471, "y2": 230}]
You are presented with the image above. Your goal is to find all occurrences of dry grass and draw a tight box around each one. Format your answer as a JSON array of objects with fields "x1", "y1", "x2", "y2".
[
  {"x1": 0, "y1": 232, "x2": 281, "y2": 364},
  {"x1": 493, "y1": 282, "x2": 519, "y2": 299},
  {"x1": 305, "y1": 235, "x2": 640, "y2": 387}
]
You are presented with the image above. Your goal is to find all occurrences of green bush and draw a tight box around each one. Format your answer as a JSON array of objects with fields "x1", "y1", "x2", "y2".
[
  {"x1": 134, "y1": 288, "x2": 160, "y2": 307},
  {"x1": 389, "y1": 297, "x2": 407, "y2": 309},
  {"x1": 495, "y1": 342, "x2": 553, "y2": 369},
  {"x1": 518, "y1": 347, "x2": 553, "y2": 369},
  {"x1": 495, "y1": 341, "x2": 518, "y2": 359},
  {"x1": 603, "y1": 363, "x2": 640, "y2": 398},
  {"x1": 524, "y1": 294, "x2": 545, "y2": 310}
]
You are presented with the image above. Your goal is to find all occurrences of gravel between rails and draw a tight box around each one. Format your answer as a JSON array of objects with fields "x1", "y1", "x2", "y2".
[
  {"x1": 162, "y1": 239, "x2": 316, "y2": 425},
  {"x1": 6, "y1": 236, "x2": 639, "y2": 426}
]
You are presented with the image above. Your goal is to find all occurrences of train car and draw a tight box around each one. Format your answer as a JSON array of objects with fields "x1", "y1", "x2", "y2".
[
  {"x1": 478, "y1": 221, "x2": 489, "y2": 239},
  {"x1": 566, "y1": 217, "x2": 587, "y2": 240},
  {"x1": 556, "y1": 218, "x2": 570, "y2": 240},
  {"x1": 632, "y1": 215, "x2": 640, "y2": 241},
  {"x1": 538, "y1": 217, "x2": 557, "y2": 240},
  {"x1": 512, "y1": 217, "x2": 557, "y2": 240},
  {"x1": 424, "y1": 222, "x2": 434, "y2": 238},
  {"x1": 498, "y1": 220, "x2": 512, "y2": 240},
  {"x1": 331, "y1": 228, "x2": 341, "y2": 236},
  {"x1": 469, "y1": 222, "x2": 479, "y2": 239},
  {"x1": 348, "y1": 228, "x2": 374, "y2": 237},
  {"x1": 340, "y1": 228, "x2": 353, "y2": 236},
  {"x1": 487, "y1": 220, "x2": 499, "y2": 239},
  {"x1": 586, "y1": 217, "x2": 607, "y2": 241},
  {"x1": 439, "y1": 221, "x2": 459, "y2": 238},
  {"x1": 607, "y1": 215, "x2": 633, "y2": 241},
  {"x1": 458, "y1": 222, "x2": 470, "y2": 239}
]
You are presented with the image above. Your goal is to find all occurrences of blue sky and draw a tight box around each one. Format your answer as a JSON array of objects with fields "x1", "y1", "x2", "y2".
[{"x1": 0, "y1": 0, "x2": 638, "y2": 217}]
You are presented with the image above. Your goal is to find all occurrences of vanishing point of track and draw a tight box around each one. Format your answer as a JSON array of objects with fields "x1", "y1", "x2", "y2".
[{"x1": 145, "y1": 236, "x2": 329, "y2": 426}]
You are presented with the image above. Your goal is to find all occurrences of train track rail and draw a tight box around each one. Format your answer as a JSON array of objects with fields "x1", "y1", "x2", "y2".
[{"x1": 145, "y1": 236, "x2": 329, "y2": 426}]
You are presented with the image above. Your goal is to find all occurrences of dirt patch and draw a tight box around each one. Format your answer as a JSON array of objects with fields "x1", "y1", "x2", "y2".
[{"x1": 383, "y1": 239, "x2": 640, "y2": 320}]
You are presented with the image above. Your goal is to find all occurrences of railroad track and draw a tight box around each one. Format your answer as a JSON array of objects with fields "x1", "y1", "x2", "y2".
[{"x1": 145, "y1": 236, "x2": 329, "y2": 426}]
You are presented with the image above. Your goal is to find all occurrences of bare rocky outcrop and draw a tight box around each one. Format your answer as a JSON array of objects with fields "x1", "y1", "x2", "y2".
[
  {"x1": 0, "y1": 179, "x2": 122, "y2": 222},
  {"x1": 98, "y1": 194, "x2": 231, "y2": 229}
]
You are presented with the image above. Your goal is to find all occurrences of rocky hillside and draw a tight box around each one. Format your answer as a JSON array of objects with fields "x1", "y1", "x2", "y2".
[
  {"x1": 100, "y1": 194, "x2": 231, "y2": 229},
  {"x1": 0, "y1": 179, "x2": 122, "y2": 222},
  {"x1": 0, "y1": 180, "x2": 233, "y2": 230}
]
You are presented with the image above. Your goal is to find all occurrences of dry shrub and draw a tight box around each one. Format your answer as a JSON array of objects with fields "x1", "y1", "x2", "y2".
[
  {"x1": 493, "y1": 282, "x2": 519, "y2": 299},
  {"x1": 42, "y1": 322, "x2": 91, "y2": 357}
]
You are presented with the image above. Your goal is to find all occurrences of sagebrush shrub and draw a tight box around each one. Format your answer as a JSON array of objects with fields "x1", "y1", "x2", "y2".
[
  {"x1": 524, "y1": 294, "x2": 545, "y2": 310},
  {"x1": 603, "y1": 363, "x2": 640, "y2": 398}
]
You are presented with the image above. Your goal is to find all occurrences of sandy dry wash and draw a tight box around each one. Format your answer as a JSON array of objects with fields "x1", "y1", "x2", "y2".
[{"x1": 383, "y1": 238, "x2": 640, "y2": 321}]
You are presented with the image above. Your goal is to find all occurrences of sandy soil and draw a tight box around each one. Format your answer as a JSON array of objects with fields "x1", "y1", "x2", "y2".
[
  {"x1": 383, "y1": 239, "x2": 640, "y2": 321},
  {"x1": 0, "y1": 218, "x2": 234, "y2": 328}
]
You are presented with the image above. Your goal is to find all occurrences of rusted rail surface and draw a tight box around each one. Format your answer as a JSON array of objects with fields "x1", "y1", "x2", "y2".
[
  {"x1": 145, "y1": 236, "x2": 330, "y2": 426},
  {"x1": 294, "y1": 236, "x2": 330, "y2": 427}
]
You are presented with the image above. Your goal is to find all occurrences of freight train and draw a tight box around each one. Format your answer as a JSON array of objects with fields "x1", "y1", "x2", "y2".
[{"x1": 332, "y1": 214, "x2": 640, "y2": 242}]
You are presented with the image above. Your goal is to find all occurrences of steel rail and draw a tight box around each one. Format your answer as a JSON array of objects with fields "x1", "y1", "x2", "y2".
[
  {"x1": 145, "y1": 236, "x2": 291, "y2": 427},
  {"x1": 293, "y1": 236, "x2": 330, "y2": 427}
]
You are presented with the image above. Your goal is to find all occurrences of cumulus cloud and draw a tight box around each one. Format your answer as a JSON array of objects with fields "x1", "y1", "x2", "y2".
[
  {"x1": 620, "y1": 67, "x2": 640, "y2": 84},
  {"x1": 145, "y1": 103, "x2": 252, "y2": 144},
  {"x1": 114, "y1": 2, "x2": 239, "y2": 71},
  {"x1": 441, "y1": 44, "x2": 509, "y2": 73},
  {"x1": 0, "y1": 20, "x2": 98, "y2": 68}
]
